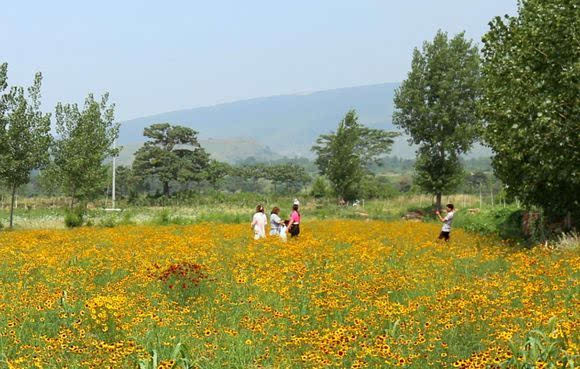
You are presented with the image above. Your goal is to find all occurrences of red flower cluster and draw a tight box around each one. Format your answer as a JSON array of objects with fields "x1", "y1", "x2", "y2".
[{"x1": 158, "y1": 262, "x2": 207, "y2": 290}]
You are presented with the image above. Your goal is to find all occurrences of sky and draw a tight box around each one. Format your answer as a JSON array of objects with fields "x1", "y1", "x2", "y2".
[{"x1": 1, "y1": 1, "x2": 517, "y2": 121}]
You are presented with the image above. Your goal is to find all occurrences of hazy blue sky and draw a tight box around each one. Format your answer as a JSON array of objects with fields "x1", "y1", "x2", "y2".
[{"x1": 1, "y1": 1, "x2": 516, "y2": 121}]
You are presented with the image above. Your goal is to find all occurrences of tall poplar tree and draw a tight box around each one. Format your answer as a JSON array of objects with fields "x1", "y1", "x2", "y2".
[
  {"x1": 0, "y1": 67, "x2": 52, "y2": 228},
  {"x1": 393, "y1": 31, "x2": 482, "y2": 209},
  {"x1": 312, "y1": 110, "x2": 397, "y2": 201},
  {"x1": 481, "y1": 0, "x2": 579, "y2": 223},
  {"x1": 49, "y1": 93, "x2": 119, "y2": 208}
]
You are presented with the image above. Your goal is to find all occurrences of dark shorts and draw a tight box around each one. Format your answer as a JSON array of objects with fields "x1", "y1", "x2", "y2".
[
  {"x1": 438, "y1": 231, "x2": 450, "y2": 241},
  {"x1": 289, "y1": 224, "x2": 300, "y2": 237}
]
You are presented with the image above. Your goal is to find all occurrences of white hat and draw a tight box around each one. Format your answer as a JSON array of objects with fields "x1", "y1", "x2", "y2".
[{"x1": 293, "y1": 199, "x2": 300, "y2": 206}]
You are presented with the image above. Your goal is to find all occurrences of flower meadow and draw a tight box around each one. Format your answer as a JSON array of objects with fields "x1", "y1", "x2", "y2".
[{"x1": 0, "y1": 221, "x2": 577, "y2": 368}]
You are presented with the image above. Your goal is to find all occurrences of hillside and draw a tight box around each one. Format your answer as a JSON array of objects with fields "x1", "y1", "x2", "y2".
[
  {"x1": 117, "y1": 139, "x2": 283, "y2": 166},
  {"x1": 120, "y1": 83, "x2": 398, "y2": 158},
  {"x1": 119, "y1": 82, "x2": 490, "y2": 162}
]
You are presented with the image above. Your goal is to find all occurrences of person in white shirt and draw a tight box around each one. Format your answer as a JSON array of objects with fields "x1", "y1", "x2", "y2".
[
  {"x1": 435, "y1": 203, "x2": 455, "y2": 242},
  {"x1": 269, "y1": 207, "x2": 283, "y2": 236},
  {"x1": 251, "y1": 204, "x2": 267, "y2": 240}
]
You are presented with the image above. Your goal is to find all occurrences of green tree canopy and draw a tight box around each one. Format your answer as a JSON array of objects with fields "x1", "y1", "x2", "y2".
[
  {"x1": 0, "y1": 67, "x2": 52, "y2": 227},
  {"x1": 133, "y1": 123, "x2": 210, "y2": 196},
  {"x1": 481, "y1": 0, "x2": 580, "y2": 221},
  {"x1": 49, "y1": 93, "x2": 119, "y2": 208},
  {"x1": 265, "y1": 163, "x2": 311, "y2": 193},
  {"x1": 204, "y1": 159, "x2": 231, "y2": 189},
  {"x1": 312, "y1": 110, "x2": 398, "y2": 201},
  {"x1": 393, "y1": 30, "x2": 482, "y2": 209}
]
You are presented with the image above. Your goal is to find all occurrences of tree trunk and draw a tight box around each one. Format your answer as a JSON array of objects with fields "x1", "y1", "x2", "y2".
[
  {"x1": 69, "y1": 184, "x2": 76, "y2": 210},
  {"x1": 9, "y1": 184, "x2": 17, "y2": 229},
  {"x1": 163, "y1": 181, "x2": 170, "y2": 197},
  {"x1": 564, "y1": 211, "x2": 572, "y2": 230},
  {"x1": 435, "y1": 192, "x2": 442, "y2": 210}
]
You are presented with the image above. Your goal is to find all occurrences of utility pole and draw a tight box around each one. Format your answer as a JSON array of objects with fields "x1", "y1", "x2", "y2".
[
  {"x1": 105, "y1": 140, "x2": 121, "y2": 212},
  {"x1": 112, "y1": 140, "x2": 116, "y2": 209}
]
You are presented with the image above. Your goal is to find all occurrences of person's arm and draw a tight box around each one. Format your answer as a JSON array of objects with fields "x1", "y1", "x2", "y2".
[
  {"x1": 287, "y1": 214, "x2": 294, "y2": 230},
  {"x1": 435, "y1": 210, "x2": 445, "y2": 222},
  {"x1": 251, "y1": 214, "x2": 257, "y2": 228}
]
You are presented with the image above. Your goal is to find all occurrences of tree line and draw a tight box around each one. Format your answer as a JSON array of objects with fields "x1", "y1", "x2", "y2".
[
  {"x1": 1, "y1": 0, "x2": 578, "y2": 228},
  {"x1": 314, "y1": 0, "x2": 577, "y2": 226}
]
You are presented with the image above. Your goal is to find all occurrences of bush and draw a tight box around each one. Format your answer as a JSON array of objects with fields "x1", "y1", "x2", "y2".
[
  {"x1": 64, "y1": 207, "x2": 85, "y2": 228},
  {"x1": 451, "y1": 206, "x2": 526, "y2": 241},
  {"x1": 360, "y1": 176, "x2": 399, "y2": 200},
  {"x1": 99, "y1": 216, "x2": 117, "y2": 228},
  {"x1": 152, "y1": 209, "x2": 190, "y2": 226},
  {"x1": 311, "y1": 177, "x2": 330, "y2": 199}
]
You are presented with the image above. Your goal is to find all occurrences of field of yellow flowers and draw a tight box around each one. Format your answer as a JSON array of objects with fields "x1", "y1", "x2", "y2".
[{"x1": 0, "y1": 220, "x2": 577, "y2": 368}]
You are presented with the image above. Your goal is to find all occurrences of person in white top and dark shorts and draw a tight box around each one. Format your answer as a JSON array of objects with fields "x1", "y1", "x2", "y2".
[
  {"x1": 436, "y1": 203, "x2": 455, "y2": 242},
  {"x1": 251, "y1": 204, "x2": 268, "y2": 240}
]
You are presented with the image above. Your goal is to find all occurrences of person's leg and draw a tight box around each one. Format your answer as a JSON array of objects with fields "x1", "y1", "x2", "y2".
[
  {"x1": 291, "y1": 225, "x2": 300, "y2": 237},
  {"x1": 290, "y1": 226, "x2": 298, "y2": 237}
]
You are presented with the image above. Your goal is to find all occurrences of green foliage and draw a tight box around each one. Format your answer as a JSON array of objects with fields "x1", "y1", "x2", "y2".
[
  {"x1": 133, "y1": 123, "x2": 210, "y2": 196},
  {"x1": 64, "y1": 207, "x2": 85, "y2": 228},
  {"x1": 311, "y1": 176, "x2": 330, "y2": 198},
  {"x1": 393, "y1": 31, "x2": 482, "y2": 208},
  {"x1": 451, "y1": 206, "x2": 525, "y2": 241},
  {"x1": 312, "y1": 110, "x2": 398, "y2": 201},
  {"x1": 0, "y1": 65, "x2": 52, "y2": 228},
  {"x1": 413, "y1": 146, "x2": 464, "y2": 199},
  {"x1": 49, "y1": 93, "x2": 119, "y2": 208},
  {"x1": 503, "y1": 318, "x2": 576, "y2": 368},
  {"x1": 99, "y1": 216, "x2": 118, "y2": 228},
  {"x1": 204, "y1": 160, "x2": 231, "y2": 189},
  {"x1": 265, "y1": 163, "x2": 311, "y2": 193},
  {"x1": 230, "y1": 162, "x2": 310, "y2": 193},
  {"x1": 152, "y1": 209, "x2": 191, "y2": 226},
  {"x1": 138, "y1": 343, "x2": 195, "y2": 369},
  {"x1": 481, "y1": 0, "x2": 580, "y2": 221},
  {"x1": 0, "y1": 63, "x2": 7, "y2": 125},
  {"x1": 110, "y1": 165, "x2": 139, "y2": 200},
  {"x1": 360, "y1": 175, "x2": 399, "y2": 200}
]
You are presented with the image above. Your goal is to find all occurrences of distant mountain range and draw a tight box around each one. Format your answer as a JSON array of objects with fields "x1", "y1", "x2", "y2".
[{"x1": 119, "y1": 82, "x2": 489, "y2": 163}]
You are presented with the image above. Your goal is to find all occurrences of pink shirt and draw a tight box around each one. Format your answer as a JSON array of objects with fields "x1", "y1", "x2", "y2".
[{"x1": 290, "y1": 211, "x2": 300, "y2": 224}]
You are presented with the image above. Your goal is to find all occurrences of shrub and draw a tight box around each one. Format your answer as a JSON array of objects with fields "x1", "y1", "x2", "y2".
[
  {"x1": 152, "y1": 209, "x2": 190, "y2": 225},
  {"x1": 64, "y1": 207, "x2": 85, "y2": 228},
  {"x1": 311, "y1": 177, "x2": 330, "y2": 199},
  {"x1": 99, "y1": 216, "x2": 117, "y2": 228},
  {"x1": 451, "y1": 206, "x2": 526, "y2": 241},
  {"x1": 154, "y1": 209, "x2": 171, "y2": 225},
  {"x1": 360, "y1": 175, "x2": 399, "y2": 200}
]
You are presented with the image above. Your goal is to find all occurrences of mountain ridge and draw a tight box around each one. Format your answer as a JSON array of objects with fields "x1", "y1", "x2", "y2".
[{"x1": 119, "y1": 82, "x2": 489, "y2": 161}]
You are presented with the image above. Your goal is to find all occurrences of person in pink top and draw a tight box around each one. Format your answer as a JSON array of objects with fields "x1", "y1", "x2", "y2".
[{"x1": 287, "y1": 199, "x2": 301, "y2": 237}]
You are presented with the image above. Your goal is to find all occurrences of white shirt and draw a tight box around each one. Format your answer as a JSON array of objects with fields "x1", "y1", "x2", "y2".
[
  {"x1": 270, "y1": 213, "x2": 282, "y2": 235},
  {"x1": 442, "y1": 211, "x2": 455, "y2": 232},
  {"x1": 252, "y1": 212, "x2": 267, "y2": 238}
]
